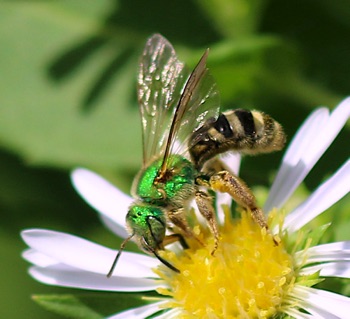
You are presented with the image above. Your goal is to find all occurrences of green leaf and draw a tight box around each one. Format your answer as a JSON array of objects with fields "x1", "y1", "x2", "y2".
[
  {"x1": 33, "y1": 293, "x2": 152, "y2": 319},
  {"x1": 196, "y1": 0, "x2": 268, "y2": 38},
  {"x1": 0, "y1": 1, "x2": 143, "y2": 172},
  {"x1": 33, "y1": 295, "x2": 103, "y2": 319},
  {"x1": 288, "y1": 223, "x2": 331, "y2": 255},
  {"x1": 296, "y1": 271, "x2": 324, "y2": 288},
  {"x1": 207, "y1": 35, "x2": 284, "y2": 103}
]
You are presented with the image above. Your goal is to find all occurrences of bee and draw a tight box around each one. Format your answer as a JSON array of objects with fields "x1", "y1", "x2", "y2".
[{"x1": 107, "y1": 34, "x2": 285, "y2": 277}]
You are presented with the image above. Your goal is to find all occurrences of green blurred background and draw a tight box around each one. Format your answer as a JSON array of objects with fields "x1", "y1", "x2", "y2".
[{"x1": 1, "y1": 0, "x2": 350, "y2": 318}]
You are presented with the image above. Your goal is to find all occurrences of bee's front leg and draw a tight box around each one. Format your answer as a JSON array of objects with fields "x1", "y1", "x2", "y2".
[
  {"x1": 209, "y1": 171, "x2": 268, "y2": 230},
  {"x1": 163, "y1": 233, "x2": 189, "y2": 249},
  {"x1": 168, "y1": 208, "x2": 205, "y2": 248},
  {"x1": 168, "y1": 207, "x2": 195, "y2": 238}
]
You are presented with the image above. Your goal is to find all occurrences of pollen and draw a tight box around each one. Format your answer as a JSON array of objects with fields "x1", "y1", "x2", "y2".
[{"x1": 155, "y1": 209, "x2": 295, "y2": 318}]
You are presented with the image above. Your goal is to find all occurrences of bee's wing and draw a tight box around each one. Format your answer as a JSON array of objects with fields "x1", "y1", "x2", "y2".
[
  {"x1": 171, "y1": 49, "x2": 220, "y2": 154},
  {"x1": 138, "y1": 34, "x2": 189, "y2": 166},
  {"x1": 158, "y1": 49, "x2": 220, "y2": 174}
]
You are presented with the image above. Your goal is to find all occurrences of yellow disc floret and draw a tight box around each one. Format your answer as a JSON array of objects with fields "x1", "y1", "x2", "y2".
[{"x1": 155, "y1": 209, "x2": 295, "y2": 319}]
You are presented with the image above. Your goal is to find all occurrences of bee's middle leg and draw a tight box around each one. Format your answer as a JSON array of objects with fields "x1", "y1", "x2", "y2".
[
  {"x1": 209, "y1": 171, "x2": 268, "y2": 230},
  {"x1": 195, "y1": 190, "x2": 219, "y2": 255}
]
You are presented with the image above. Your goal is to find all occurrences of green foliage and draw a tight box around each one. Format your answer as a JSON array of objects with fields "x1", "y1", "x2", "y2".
[
  {"x1": 33, "y1": 293, "x2": 151, "y2": 319},
  {"x1": 33, "y1": 295, "x2": 103, "y2": 319},
  {"x1": 1, "y1": 1, "x2": 350, "y2": 318}
]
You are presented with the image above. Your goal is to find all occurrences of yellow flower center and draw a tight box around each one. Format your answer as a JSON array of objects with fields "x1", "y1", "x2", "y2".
[{"x1": 155, "y1": 209, "x2": 295, "y2": 318}]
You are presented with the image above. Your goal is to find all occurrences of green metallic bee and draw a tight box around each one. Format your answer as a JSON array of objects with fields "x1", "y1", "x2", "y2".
[{"x1": 107, "y1": 34, "x2": 285, "y2": 277}]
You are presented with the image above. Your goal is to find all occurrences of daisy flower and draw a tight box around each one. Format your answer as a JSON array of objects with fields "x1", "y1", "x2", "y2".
[{"x1": 22, "y1": 97, "x2": 350, "y2": 318}]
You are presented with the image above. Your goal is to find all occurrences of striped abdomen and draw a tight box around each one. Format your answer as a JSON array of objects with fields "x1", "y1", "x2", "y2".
[{"x1": 189, "y1": 109, "x2": 286, "y2": 169}]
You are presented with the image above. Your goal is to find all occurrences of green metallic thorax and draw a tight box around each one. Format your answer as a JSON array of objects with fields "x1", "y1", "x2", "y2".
[{"x1": 133, "y1": 154, "x2": 197, "y2": 207}]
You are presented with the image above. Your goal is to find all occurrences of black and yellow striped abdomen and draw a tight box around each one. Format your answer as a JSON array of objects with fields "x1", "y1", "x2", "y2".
[{"x1": 189, "y1": 109, "x2": 286, "y2": 169}]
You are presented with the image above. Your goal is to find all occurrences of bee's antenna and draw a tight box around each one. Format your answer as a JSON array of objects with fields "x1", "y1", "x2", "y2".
[{"x1": 107, "y1": 234, "x2": 134, "y2": 278}]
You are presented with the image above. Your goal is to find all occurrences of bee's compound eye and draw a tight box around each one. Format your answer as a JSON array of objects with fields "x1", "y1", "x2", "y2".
[{"x1": 143, "y1": 216, "x2": 166, "y2": 249}]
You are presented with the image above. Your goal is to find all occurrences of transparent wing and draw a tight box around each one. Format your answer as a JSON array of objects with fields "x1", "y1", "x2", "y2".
[
  {"x1": 138, "y1": 34, "x2": 189, "y2": 166},
  {"x1": 158, "y1": 49, "x2": 220, "y2": 175},
  {"x1": 173, "y1": 49, "x2": 220, "y2": 155}
]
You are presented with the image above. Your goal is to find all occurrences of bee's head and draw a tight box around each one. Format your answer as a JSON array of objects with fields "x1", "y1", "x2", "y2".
[
  {"x1": 107, "y1": 203, "x2": 176, "y2": 278},
  {"x1": 126, "y1": 203, "x2": 166, "y2": 253}
]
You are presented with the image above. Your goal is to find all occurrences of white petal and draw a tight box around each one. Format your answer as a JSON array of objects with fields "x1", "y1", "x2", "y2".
[
  {"x1": 22, "y1": 249, "x2": 58, "y2": 267},
  {"x1": 265, "y1": 107, "x2": 329, "y2": 211},
  {"x1": 21, "y1": 229, "x2": 158, "y2": 278},
  {"x1": 216, "y1": 192, "x2": 233, "y2": 223},
  {"x1": 306, "y1": 306, "x2": 341, "y2": 319},
  {"x1": 280, "y1": 108, "x2": 329, "y2": 167},
  {"x1": 220, "y1": 153, "x2": 241, "y2": 176},
  {"x1": 283, "y1": 159, "x2": 350, "y2": 232},
  {"x1": 106, "y1": 301, "x2": 167, "y2": 319},
  {"x1": 265, "y1": 97, "x2": 350, "y2": 211},
  {"x1": 99, "y1": 215, "x2": 128, "y2": 239},
  {"x1": 71, "y1": 168, "x2": 131, "y2": 237},
  {"x1": 304, "y1": 241, "x2": 350, "y2": 254},
  {"x1": 29, "y1": 265, "x2": 164, "y2": 292},
  {"x1": 304, "y1": 253, "x2": 350, "y2": 264},
  {"x1": 296, "y1": 241, "x2": 350, "y2": 264},
  {"x1": 301, "y1": 262, "x2": 350, "y2": 278},
  {"x1": 284, "y1": 308, "x2": 315, "y2": 319},
  {"x1": 294, "y1": 286, "x2": 350, "y2": 319},
  {"x1": 153, "y1": 308, "x2": 181, "y2": 319},
  {"x1": 215, "y1": 153, "x2": 241, "y2": 221}
]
